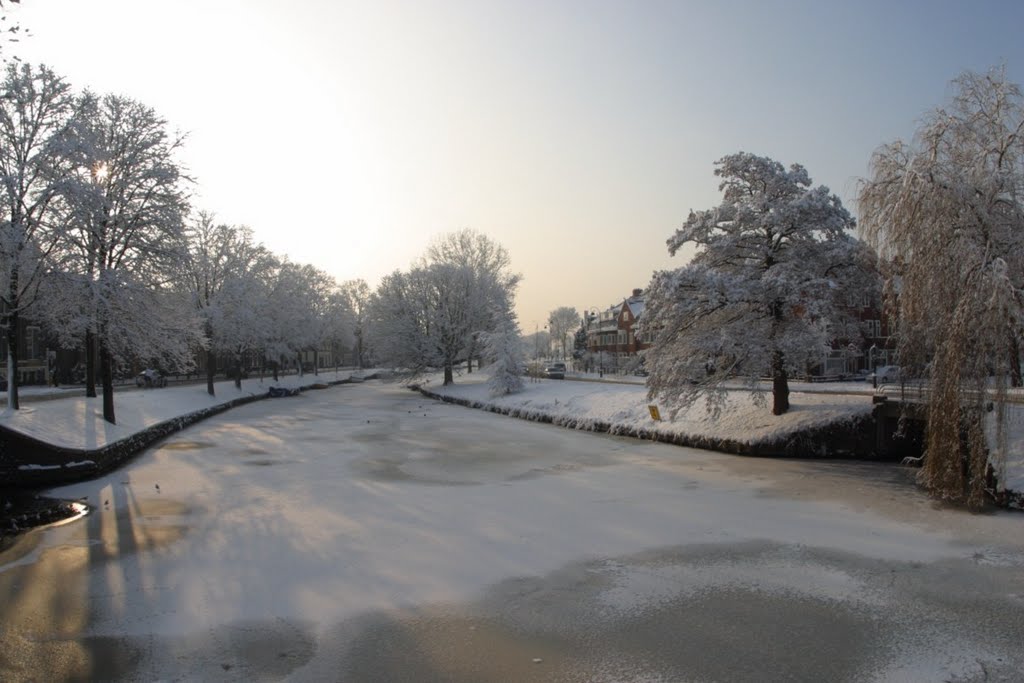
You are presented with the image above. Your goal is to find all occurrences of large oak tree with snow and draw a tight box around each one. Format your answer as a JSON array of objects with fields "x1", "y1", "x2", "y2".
[
  {"x1": 644, "y1": 152, "x2": 868, "y2": 416},
  {"x1": 858, "y1": 68, "x2": 1024, "y2": 506}
]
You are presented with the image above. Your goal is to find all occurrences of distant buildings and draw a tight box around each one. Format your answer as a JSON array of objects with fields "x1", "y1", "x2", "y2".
[
  {"x1": 583, "y1": 288, "x2": 650, "y2": 370},
  {"x1": 581, "y1": 285, "x2": 895, "y2": 379}
]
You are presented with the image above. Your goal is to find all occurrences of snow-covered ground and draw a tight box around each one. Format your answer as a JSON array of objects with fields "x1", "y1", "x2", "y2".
[
  {"x1": 426, "y1": 372, "x2": 875, "y2": 447},
  {"x1": 988, "y1": 403, "x2": 1024, "y2": 496},
  {"x1": 0, "y1": 370, "x2": 363, "y2": 450},
  {"x1": 1, "y1": 380, "x2": 1021, "y2": 681}
]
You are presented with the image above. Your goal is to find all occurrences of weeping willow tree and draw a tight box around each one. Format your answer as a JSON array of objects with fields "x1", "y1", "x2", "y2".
[{"x1": 858, "y1": 67, "x2": 1024, "y2": 507}]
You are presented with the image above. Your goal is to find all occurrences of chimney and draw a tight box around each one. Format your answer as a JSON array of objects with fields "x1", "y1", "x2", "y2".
[{"x1": 632, "y1": 288, "x2": 642, "y2": 298}]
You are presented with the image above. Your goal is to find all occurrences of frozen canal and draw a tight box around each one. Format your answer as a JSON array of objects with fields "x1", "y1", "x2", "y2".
[{"x1": 2, "y1": 380, "x2": 1023, "y2": 681}]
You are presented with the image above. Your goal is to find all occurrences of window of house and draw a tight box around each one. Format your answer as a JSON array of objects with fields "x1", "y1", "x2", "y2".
[{"x1": 27, "y1": 326, "x2": 43, "y2": 360}]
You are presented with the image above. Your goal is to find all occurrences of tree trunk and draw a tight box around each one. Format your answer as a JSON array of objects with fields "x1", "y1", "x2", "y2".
[
  {"x1": 272, "y1": 359, "x2": 279, "y2": 382},
  {"x1": 234, "y1": 354, "x2": 242, "y2": 390},
  {"x1": 1010, "y1": 334, "x2": 1022, "y2": 388},
  {"x1": 313, "y1": 349, "x2": 319, "y2": 376},
  {"x1": 356, "y1": 330, "x2": 364, "y2": 368},
  {"x1": 5, "y1": 311, "x2": 20, "y2": 411},
  {"x1": 772, "y1": 349, "x2": 790, "y2": 416},
  {"x1": 206, "y1": 347, "x2": 216, "y2": 396},
  {"x1": 443, "y1": 362, "x2": 454, "y2": 385},
  {"x1": 85, "y1": 329, "x2": 97, "y2": 398},
  {"x1": 99, "y1": 337, "x2": 116, "y2": 424},
  {"x1": 205, "y1": 320, "x2": 216, "y2": 396}
]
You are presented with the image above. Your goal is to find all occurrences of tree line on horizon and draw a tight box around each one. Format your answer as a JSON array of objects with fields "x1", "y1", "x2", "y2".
[{"x1": 0, "y1": 61, "x2": 382, "y2": 424}]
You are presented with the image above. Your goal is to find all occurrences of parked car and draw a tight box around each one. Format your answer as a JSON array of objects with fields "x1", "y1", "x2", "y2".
[
  {"x1": 870, "y1": 365, "x2": 901, "y2": 383},
  {"x1": 135, "y1": 368, "x2": 167, "y2": 388},
  {"x1": 544, "y1": 362, "x2": 566, "y2": 379}
]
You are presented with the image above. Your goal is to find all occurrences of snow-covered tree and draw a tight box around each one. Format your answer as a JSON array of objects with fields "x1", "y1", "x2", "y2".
[
  {"x1": 525, "y1": 327, "x2": 551, "y2": 360},
  {"x1": 0, "y1": 63, "x2": 77, "y2": 409},
  {"x1": 59, "y1": 92, "x2": 195, "y2": 423},
  {"x1": 369, "y1": 230, "x2": 520, "y2": 385},
  {"x1": 338, "y1": 278, "x2": 370, "y2": 367},
  {"x1": 213, "y1": 253, "x2": 274, "y2": 387},
  {"x1": 321, "y1": 288, "x2": 355, "y2": 371},
  {"x1": 644, "y1": 152, "x2": 868, "y2": 416},
  {"x1": 547, "y1": 306, "x2": 579, "y2": 361},
  {"x1": 858, "y1": 67, "x2": 1024, "y2": 506},
  {"x1": 181, "y1": 213, "x2": 274, "y2": 394},
  {"x1": 366, "y1": 267, "x2": 434, "y2": 374},
  {"x1": 481, "y1": 309, "x2": 525, "y2": 396},
  {"x1": 426, "y1": 229, "x2": 520, "y2": 373},
  {"x1": 298, "y1": 264, "x2": 337, "y2": 375},
  {"x1": 261, "y1": 260, "x2": 329, "y2": 378},
  {"x1": 413, "y1": 261, "x2": 478, "y2": 384}
]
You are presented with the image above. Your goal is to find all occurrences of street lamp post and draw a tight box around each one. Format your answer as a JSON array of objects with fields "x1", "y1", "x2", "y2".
[
  {"x1": 588, "y1": 306, "x2": 607, "y2": 378},
  {"x1": 869, "y1": 344, "x2": 877, "y2": 389}
]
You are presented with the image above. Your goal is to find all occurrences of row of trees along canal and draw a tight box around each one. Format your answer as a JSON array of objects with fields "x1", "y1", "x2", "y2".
[{"x1": 0, "y1": 62, "x2": 386, "y2": 425}]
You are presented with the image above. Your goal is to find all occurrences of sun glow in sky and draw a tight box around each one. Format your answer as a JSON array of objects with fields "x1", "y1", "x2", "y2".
[{"x1": 11, "y1": 0, "x2": 1024, "y2": 329}]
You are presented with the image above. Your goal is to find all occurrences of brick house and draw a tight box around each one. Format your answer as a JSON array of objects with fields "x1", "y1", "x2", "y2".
[
  {"x1": 818, "y1": 289, "x2": 896, "y2": 377},
  {"x1": 584, "y1": 289, "x2": 651, "y2": 370}
]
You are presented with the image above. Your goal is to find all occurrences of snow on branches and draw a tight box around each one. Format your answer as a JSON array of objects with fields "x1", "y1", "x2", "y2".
[
  {"x1": 367, "y1": 230, "x2": 520, "y2": 386},
  {"x1": 645, "y1": 152, "x2": 869, "y2": 417},
  {"x1": 481, "y1": 311, "x2": 525, "y2": 397},
  {"x1": 859, "y1": 67, "x2": 1024, "y2": 507}
]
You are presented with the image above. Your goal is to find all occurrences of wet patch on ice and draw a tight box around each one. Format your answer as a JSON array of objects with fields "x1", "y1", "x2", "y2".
[
  {"x1": 348, "y1": 455, "x2": 478, "y2": 485},
  {"x1": 0, "y1": 618, "x2": 317, "y2": 682},
  {"x1": 305, "y1": 541, "x2": 1024, "y2": 682},
  {"x1": 348, "y1": 424, "x2": 616, "y2": 485},
  {"x1": 157, "y1": 440, "x2": 217, "y2": 451},
  {"x1": 348, "y1": 448, "x2": 612, "y2": 486}
]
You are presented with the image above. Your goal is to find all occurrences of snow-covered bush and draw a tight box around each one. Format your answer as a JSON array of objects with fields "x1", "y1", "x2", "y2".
[{"x1": 481, "y1": 312, "x2": 525, "y2": 396}]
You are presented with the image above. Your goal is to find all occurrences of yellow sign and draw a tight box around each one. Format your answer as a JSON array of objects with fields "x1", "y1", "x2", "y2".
[{"x1": 648, "y1": 404, "x2": 662, "y2": 421}]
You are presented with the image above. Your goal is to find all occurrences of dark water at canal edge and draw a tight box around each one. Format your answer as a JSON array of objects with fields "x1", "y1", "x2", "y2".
[{"x1": 0, "y1": 491, "x2": 87, "y2": 549}]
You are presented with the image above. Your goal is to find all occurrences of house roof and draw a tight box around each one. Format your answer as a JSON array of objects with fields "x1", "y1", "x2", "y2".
[{"x1": 626, "y1": 297, "x2": 644, "y2": 319}]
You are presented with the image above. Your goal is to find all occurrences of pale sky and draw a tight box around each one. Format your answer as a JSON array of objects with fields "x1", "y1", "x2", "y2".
[{"x1": 10, "y1": 0, "x2": 1024, "y2": 330}]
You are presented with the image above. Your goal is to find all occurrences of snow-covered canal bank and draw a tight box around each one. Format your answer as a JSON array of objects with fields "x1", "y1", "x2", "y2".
[{"x1": 2, "y1": 380, "x2": 1022, "y2": 681}]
